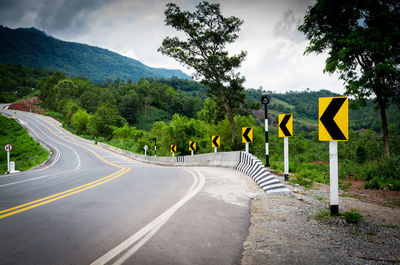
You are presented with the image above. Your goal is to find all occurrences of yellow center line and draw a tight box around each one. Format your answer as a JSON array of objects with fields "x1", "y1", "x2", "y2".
[
  {"x1": 0, "y1": 116, "x2": 131, "y2": 219},
  {"x1": 0, "y1": 168, "x2": 130, "y2": 219}
]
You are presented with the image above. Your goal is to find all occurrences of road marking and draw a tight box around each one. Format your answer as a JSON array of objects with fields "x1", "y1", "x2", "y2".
[
  {"x1": 0, "y1": 168, "x2": 130, "y2": 219},
  {"x1": 91, "y1": 168, "x2": 205, "y2": 265},
  {"x1": 0, "y1": 113, "x2": 130, "y2": 219},
  {"x1": 33, "y1": 117, "x2": 123, "y2": 169}
]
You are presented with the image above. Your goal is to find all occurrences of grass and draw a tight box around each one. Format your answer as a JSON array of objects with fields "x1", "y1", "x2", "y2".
[
  {"x1": 313, "y1": 209, "x2": 331, "y2": 220},
  {"x1": 341, "y1": 209, "x2": 363, "y2": 224},
  {"x1": 313, "y1": 208, "x2": 363, "y2": 224},
  {"x1": 0, "y1": 115, "x2": 49, "y2": 173},
  {"x1": 379, "y1": 224, "x2": 399, "y2": 229},
  {"x1": 339, "y1": 194, "x2": 362, "y2": 200}
]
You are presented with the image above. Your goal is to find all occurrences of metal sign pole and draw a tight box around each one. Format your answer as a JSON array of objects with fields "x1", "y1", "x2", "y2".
[
  {"x1": 7, "y1": 151, "x2": 10, "y2": 174},
  {"x1": 284, "y1": 136, "x2": 289, "y2": 181},
  {"x1": 330, "y1": 141, "x2": 339, "y2": 215},
  {"x1": 245, "y1": 142, "x2": 249, "y2": 153},
  {"x1": 214, "y1": 147, "x2": 217, "y2": 153},
  {"x1": 191, "y1": 150, "x2": 194, "y2": 156}
]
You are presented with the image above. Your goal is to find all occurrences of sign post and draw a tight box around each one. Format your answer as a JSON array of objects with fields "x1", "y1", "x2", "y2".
[
  {"x1": 261, "y1": 94, "x2": 271, "y2": 167},
  {"x1": 153, "y1": 137, "x2": 157, "y2": 157},
  {"x1": 211, "y1": 135, "x2": 220, "y2": 153},
  {"x1": 242, "y1": 127, "x2": 253, "y2": 153},
  {"x1": 189, "y1": 141, "x2": 196, "y2": 156},
  {"x1": 144, "y1": 145, "x2": 148, "y2": 157},
  {"x1": 4, "y1": 144, "x2": 12, "y2": 174},
  {"x1": 279, "y1": 114, "x2": 293, "y2": 181},
  {"x1": 319, "y1": 97, "x2": 348, "y2": 215}
]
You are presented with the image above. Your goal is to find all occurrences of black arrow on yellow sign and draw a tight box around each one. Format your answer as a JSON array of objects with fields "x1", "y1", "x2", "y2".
[
  {"x1": 170, "y1": 144, "x2": 176, "y2": 153},
  {"x1": 189, "y1": 141, "x2": 196, "y2": 151},
  {"x1": 211, "y1": 136, "x2": 220, "y2": 148},
  {"x1": 242, "y1": 127, "x2": 253, "y2": 143},
  {"x1": 279, "y1": 114, "x2": 292, "y2": 137},
  {"x1": 320, "y1": 98, "x2": 347, "y2": 140}
]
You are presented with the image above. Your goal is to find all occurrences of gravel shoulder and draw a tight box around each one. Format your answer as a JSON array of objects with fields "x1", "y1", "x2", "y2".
[{"x1": 240, "y1": 175, "x2": 400, "y2": 265}]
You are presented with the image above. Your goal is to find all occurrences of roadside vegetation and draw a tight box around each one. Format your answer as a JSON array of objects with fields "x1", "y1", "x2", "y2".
[{"x1": 0, "y1": 115, "x2": 49, "y2": 173}]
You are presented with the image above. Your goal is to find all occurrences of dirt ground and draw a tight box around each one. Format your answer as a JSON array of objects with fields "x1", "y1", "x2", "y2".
[{"x1": 241, "y1": 172, "x2": 400, "y2": 265}]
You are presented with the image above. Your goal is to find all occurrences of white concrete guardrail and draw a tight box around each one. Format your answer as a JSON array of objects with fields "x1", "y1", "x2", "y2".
[{"x1": 98, "y1": 142, "x2": 290, "y2": 195}]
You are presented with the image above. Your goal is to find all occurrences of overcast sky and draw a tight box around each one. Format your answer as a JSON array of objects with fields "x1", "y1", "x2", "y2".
[{"x1": 0, "y1": 0, "x2": 345, "y2": 93}]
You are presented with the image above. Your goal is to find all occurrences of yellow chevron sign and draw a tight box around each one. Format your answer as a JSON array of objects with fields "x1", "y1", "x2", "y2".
[
  {"x1": 189, "y1": 141, "x2": 196, "y2": 151},
  {"x1": 211, "y1": 135, "x2": 220, "y2": 148},
  {"x1": 242, "y1": 127, "x2": 253, "y2": 143},
  {"x1": 278, "y1": 114, "x2": 293, "y2": 137},
  {"x1": 319, "y1": 97, "x2": 348, "y2": 141},
  {"x1": 170, "y1": 144, "x2": 177, "y2": 153}
]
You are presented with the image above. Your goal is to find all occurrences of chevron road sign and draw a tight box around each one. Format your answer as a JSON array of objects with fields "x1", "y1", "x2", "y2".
[
  {"x1": 242, "y1": 127, "x2": 253, "y2": 143},
  {"x1": 189, "y1": 141, "x2": 196, "y2": 151},
  {"x1": 170, "y1": 144, "x2": 176, "y2": 153},
  {"x1": 319, "y1": 97, "x2": 348, "y2": 141},
  {"x1": 278, "y1": 114, "x2": 293, "y2": 137},
  {"x1": 211, "y1": 136, "x2": 220, "y2": 148}
]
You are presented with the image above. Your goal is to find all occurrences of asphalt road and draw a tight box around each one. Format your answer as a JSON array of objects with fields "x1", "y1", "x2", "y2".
[{"x1": 0, "y1": 109, "x2": 250, "y2": 265}]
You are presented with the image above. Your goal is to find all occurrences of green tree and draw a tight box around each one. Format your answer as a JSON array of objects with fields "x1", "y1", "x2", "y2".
[
  {"x1": 158, "y1": 1, "x2": 248, "y2": 143},
  {"x1": 87, "y1": 102, "x2": 127, "y2": 139},
  {"x1": 71, "y1": 109, "x2": 90, "y2": 134},
  {"x1": 299, "y1": 0, "x2": 400, "y2": 156}
]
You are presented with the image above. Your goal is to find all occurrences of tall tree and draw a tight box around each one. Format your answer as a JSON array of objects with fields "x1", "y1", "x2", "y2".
[
  {"x1": 299, "y1": 0, "x2": 400, "y2": 156},
  {"x1": 158, "y1": 1, "x2": 247, "y2": 143}
]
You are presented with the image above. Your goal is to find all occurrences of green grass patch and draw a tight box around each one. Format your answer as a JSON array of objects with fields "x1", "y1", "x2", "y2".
[
  {"x1": 379, "y1": 224, "x2": 399, "y2": 229},
  {"x1": 313, "y1": 209, "x2": 330, "y2": 220},
  {"x1": 0, "y1": 115, "x2": 49, "y2": 173},
  {"x1": 341, "y1": 209, "x2": 363, "y2": 224},
  {"x1": 339, "y1": 194, "x2": 362, "y2": 200}
]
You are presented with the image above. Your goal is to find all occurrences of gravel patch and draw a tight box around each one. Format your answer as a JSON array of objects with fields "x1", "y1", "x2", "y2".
[{"x1": 241, "y1": 176, "x2": 400, "y2": 265}]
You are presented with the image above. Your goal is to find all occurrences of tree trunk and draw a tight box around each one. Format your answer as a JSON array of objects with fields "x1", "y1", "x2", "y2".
[
  {"x1": 378, "y1": 96, "x2": 390, "y2": 157},
  {"x1": 219, "y1": 87, "x2": 237, "y2": 143}
]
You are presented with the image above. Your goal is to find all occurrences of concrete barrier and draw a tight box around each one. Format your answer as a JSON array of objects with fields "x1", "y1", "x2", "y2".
[
  {"x1": 237, "y1": 152, "x2": 290, "y2": 195},
  {"x1": 98, "y1": 142, "x2": 290, "y2": 195},
  {"x1": 97, "y1": 142, "x2": 240, "y2": 167}
]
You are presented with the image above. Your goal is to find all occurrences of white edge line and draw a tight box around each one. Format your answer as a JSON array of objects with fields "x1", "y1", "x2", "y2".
[{"x1": 90, "y1": 168, "x2": 205, "y2": 265}]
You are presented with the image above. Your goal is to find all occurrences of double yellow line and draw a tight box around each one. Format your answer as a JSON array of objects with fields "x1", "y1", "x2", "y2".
[
  {"x1": 0, "y1": 168, "x2": 130, "y2": 219},
  {"x1": 0, "y1": 116, "x2": 131, "y2": 219}
]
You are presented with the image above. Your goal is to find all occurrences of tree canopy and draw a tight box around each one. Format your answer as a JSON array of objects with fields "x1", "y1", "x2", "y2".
[
  {"x1": 299, "y1": 0, "x2": 400, "y2": 156},
  {"x1": 158, "y1": 1, "x2": 249, "y2": 143}
]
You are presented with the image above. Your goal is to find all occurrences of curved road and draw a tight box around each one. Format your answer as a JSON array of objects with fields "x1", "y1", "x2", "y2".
[{"x1": 0, "y1": 109, "x2": 250, "y2": 265}]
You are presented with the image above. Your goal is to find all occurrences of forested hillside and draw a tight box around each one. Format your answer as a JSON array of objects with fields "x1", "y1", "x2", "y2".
[{"x1": 0, "y1": 26, "x2": 190, "y2": 82}]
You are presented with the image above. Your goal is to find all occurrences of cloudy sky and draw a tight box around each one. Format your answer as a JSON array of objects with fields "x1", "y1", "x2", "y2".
[{"x1": 0, "y1": 0, "x2": 345, "y2": 93}]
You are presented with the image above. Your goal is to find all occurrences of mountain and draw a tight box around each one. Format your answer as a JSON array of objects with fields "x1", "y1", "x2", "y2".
[{"x1": 0, "y1": 26, "x2": 190, "y2": 82}]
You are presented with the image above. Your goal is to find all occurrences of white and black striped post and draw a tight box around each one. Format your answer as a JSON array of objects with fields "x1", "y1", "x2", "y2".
[
  {"x1": 261, "y1": 95, "x2": 271, "y2": 167},
  {"x1": 153, "y1": 137, "x2": 157, "y2": 157}
]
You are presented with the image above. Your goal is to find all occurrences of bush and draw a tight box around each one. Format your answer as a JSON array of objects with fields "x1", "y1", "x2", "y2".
[
  {"x1": 71, "y1": 109, "x2": 90, "y2": 134},
  {"x1": 341, "y1": 209, "x2": 363, "y2": 224},
  {"x1": 361, "y1": 155, "x2": 400, "y2": 190}
]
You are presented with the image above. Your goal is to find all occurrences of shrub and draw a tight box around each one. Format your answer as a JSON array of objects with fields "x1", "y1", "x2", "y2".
[
  {"x1": 71, "y1": 109, "x2": 90, "y2": 134},
  {"x1": 361, "y1": 155, "x2": 400, "y2": 190},
  {"x1": 341, "y1": 209, "x2": 363, "y2": 224}
]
